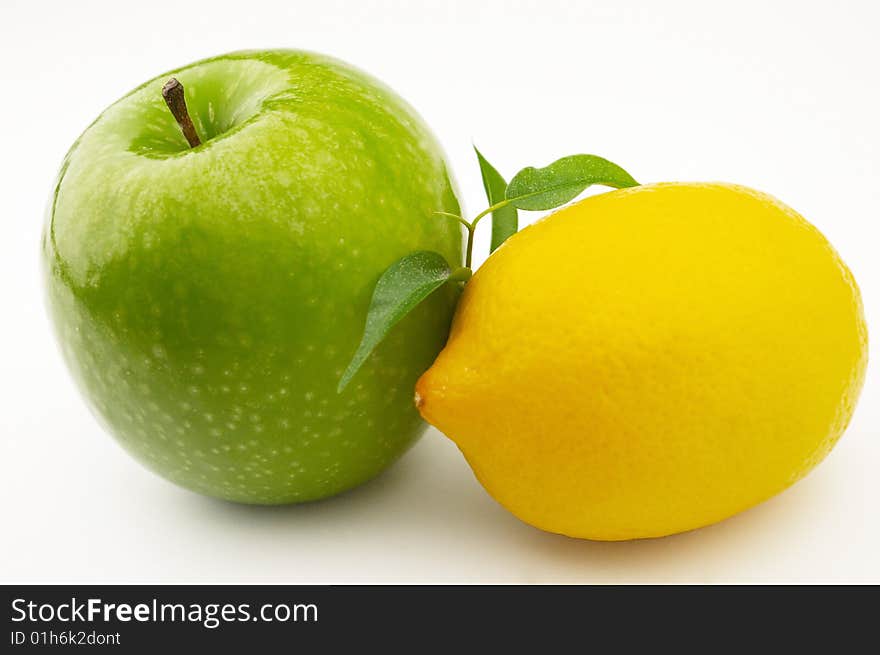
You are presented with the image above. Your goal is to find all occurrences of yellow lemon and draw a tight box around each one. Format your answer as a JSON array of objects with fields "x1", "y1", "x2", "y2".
[{"x1": 416, "y1": 182, "x2": 868, "y2": 541}]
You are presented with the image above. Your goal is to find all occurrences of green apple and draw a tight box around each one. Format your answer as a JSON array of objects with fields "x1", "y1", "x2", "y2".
[{"x1": 42, "y1": 50, "x2": 462, "y2": 503}]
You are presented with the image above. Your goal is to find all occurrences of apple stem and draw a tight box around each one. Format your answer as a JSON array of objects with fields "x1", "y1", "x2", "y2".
[{"x1": 161, "y1": 78, "x2": 202, "y2": 148}]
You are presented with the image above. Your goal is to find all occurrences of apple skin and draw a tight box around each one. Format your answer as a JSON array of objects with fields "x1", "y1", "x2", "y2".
[{"x1": 42, "y1": 50, "x2": 462, "y2": 503}]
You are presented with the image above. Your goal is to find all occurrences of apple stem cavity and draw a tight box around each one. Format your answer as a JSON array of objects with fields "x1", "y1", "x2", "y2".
[{"x1": 161, "y1": 78, "x2": 202, "y2": 148}]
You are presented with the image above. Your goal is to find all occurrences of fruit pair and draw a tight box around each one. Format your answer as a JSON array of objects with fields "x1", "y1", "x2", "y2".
[{"x1": 44, "y1": 50, "x2": 867, "y2": 540}]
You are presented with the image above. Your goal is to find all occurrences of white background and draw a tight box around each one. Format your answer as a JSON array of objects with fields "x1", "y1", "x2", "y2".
[{"x1": 1, "y1": 0, "x2": 878, "y2": 583}]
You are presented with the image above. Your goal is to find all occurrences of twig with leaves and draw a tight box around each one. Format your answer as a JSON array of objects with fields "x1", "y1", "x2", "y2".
[{"x1": 337, "y1": 149, "x2": 639, "y2": 392}]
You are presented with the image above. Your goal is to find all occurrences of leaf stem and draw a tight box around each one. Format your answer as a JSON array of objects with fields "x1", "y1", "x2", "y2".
[
  {"x1": 433, "y1": 201, "x2": 512, "y2": 268},
  {"x1": 432, "y1": 211, "x2": 472, "y2": 230},
  {"x1": 471, "y1": 199, "x2": 512, "y2": 228},
  {"x1": 464, "y1": 223, "x2": 476, "y2": 269},
  {"x1": 463, "y1": 200, "x2": 512, "y2": 268},
  {"x1": 449, "y1": 266, "x2": 472, "y2": 283}
]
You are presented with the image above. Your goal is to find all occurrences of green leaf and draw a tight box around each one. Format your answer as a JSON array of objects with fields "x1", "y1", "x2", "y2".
[
  {"x1": 505, "y1": 154, "x2": 639, "y2": 211},
  {"x1": 474, "y1": 146, "x2": 518, "y2": 252},
  {"x1": 337, "y1": 251, "x2": 454, "y2": 393}
]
